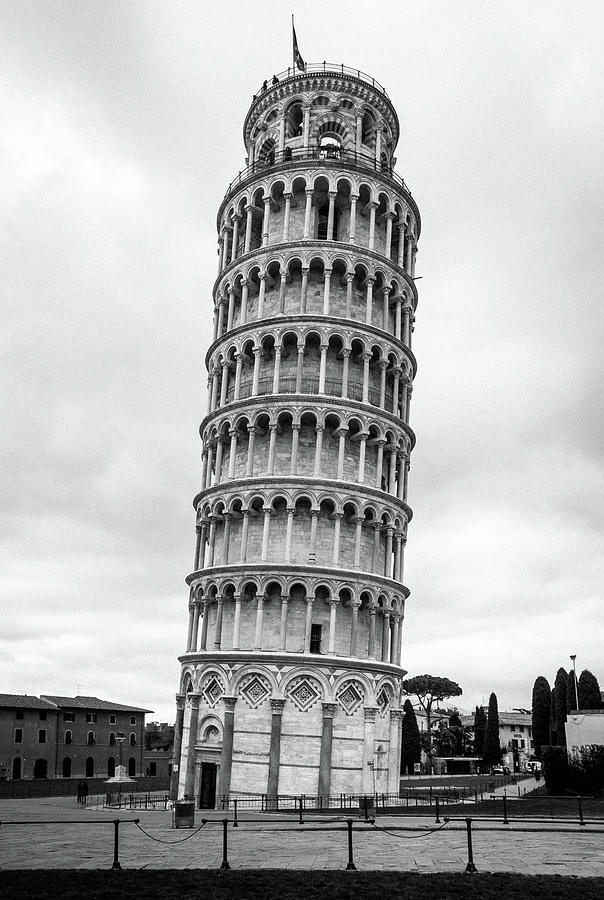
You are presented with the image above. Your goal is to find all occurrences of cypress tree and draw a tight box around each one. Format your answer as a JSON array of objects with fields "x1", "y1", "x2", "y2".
[
  {"x1": 449, "y1": 711, "x2": 464, "y2": 756},
  {"x1": 482, "y1": 692, "x2": 502, "y2": 768},
  {"x1": 473, "y1": 705, "x2": 486, "y2": 757},
  {"x1": 400, "y1": 698, "x2": 422, "y2": 775},
  {"x1": 550, "y1": 686, "x2": 557, "y2": 745},
  {"x1": 578, "y1": 670, "x2": 603, "y2": 710},
  {"x1": 554, "y1": 668, "x2": 568, "y2": 747},
  {"x1": 531, "y1": 676, "x2": 551, "y2": 760},
  {"x1": 567, "y1": 670, "x2": 578, "y2": 712}
]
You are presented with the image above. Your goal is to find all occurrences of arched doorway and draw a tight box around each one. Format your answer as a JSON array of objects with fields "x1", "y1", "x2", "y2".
[
  {"x1": 85, "y1": 757, "x2": 94, "y2": 777},
  {"x1": 107, "y1": 757, "x2": 116, "y2": 778},
  {"x1": 62, "y1": 757, "x2": 71, "y2": 778},
  {"x1": 33, "y1": 759, "x2": 48, "y2": 779},
  {"x1": 12, "y1": 757, "x2": 22, "y2": 779},
  {"x1": 128, "y1": 757, "x2": 136, "y2": 777}
]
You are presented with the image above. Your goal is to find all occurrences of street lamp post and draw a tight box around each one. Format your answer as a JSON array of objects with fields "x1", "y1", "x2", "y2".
[
  {"x1": 116, "y1": 732, "x2": 125, "y2": 773},
  {"x1": 570, "y1": 655, "x2": 580, "y2": 711}
]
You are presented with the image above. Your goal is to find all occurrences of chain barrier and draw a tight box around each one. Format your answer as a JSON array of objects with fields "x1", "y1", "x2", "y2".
[
  {"x1": 370, "y1": 819, "x2": 452, "y2": 841},
  {"x1": 133, "y1": 819, "x2": 207, "y2": 845}
]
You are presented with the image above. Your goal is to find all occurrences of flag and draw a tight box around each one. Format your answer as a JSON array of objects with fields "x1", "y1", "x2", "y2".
[{"x1": 293, "y1": 21, "x2": 305, "y2": 71}]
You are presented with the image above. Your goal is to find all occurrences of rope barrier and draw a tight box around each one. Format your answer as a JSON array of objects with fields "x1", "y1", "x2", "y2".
[{"x1": 134, "y1": 819, "x2": 207, "y2": 844}]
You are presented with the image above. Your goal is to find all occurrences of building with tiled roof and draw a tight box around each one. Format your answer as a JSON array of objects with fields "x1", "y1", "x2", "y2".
[{"x1": 0, "y1": 694, "x2": 152, "y2": 781}]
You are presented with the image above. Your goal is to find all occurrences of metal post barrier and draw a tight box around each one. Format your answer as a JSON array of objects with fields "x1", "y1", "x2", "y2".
[
  {"x1": 112, "y1": 819, "x2": 121, "y2": 870},
  {"x1": 435, "y1": 796, "x2": 440, "y2": 824},
  {"x1": 465, "y1": 817, "x2": 477, "y2": 873},
  {"x1": 298, "y1": 797, "x2": 304, "y2": 824},
  {"x1": 233, "y1": 799, "x2": 239, "y2": 827},
  {"x1": 220, "y1": 818, "x2": 230, "y2": 870},
  {"x1": 502, "y1": 794, "x2": 509, "y2": 825},
  {"x1": 346, "y1": 818, "x2": 357, "y2": 870},
  {"x1": 578, "y1": 795, "x2": 585, "y2": 826}
]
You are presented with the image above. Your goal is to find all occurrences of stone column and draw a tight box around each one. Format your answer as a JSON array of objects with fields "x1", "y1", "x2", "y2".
[
  {"x1": 332, "y1": 512, "x2": 342, "y2": 565},
  {"x1": 194, "y1": 526, "x2": 202, "y2": 571},
  {"x1": 234, "y1": 353, "x2": 243, "y2": 399},
  {"x1": 303, "y1": 189, "x2": 313, "y2": 239},
  {"x1": 278, "y1": 272, "x2": 287, "y2": 314},
  {"x1": 349, "y1": 195, "x2": 358, "y2": 243},
  {"x1": 385, "y1": 212, "x2": 394, "y2": 259},
  {"x1": 357, "y1": 432, "x2": 368, "y2": 483},
  {"x1": 261, "y1": 508, "x2": 271, "y2": 561},
  {"x1": 361, "y1": 707, "x2": 378, "y2": 794},
  {"x1": 219, "y1": 696, "x2": 237, "y2": 801},
  {"x1": 262, "y1": 196, "x2": 271, "y2": 247},
  {"x1": 327, "y1": 598, "x2": 338, "y2": 654},
  {"x1": 246, "y1": 425, "x2": 256, "y2": 477},
  {"x1": 350, "y1": 601, "x2": 360, "y2": 656},
  {"x1": 258, "y1": 274, "x2": 266, "y2": 318},
  {"x1": 240, "y1": 279, "x2": 249, "y2": 325},
  {"x1": 183, "y1": 694, "x2": 201, "y2": 799},
  {"x1": 267, "y1": 423, "x2": 278, "y2": 475},
  {"x1": 365, "y1": 278, "x2": 374, "y2": 326},
  {"x1": 285, "y1": 507, "x2": 295, "y2": 562},
  {"x1": 326, "y1": 191, "x2": 336, "y2": 241},
  {"x1": 191, "y1": 601, "x2": 201, "y2": 651},
  {"x1": 322, "y1": 269, "x2": 332, "y2": 315},
  {"x1": 353, "y1": 516, "x2": 363, "y2": 568},
  {"x1": 368, "y1": 202, "x2": 378, "y2": 251},
  {"x1": 361, "y1": 352, "x2": 371, "y2": 403},
  {"x1": 186, "y1": 601, "x2": 195, "y2": 651},
  {"x1": 213, "y1": 595, "x2": 225, "y2": 649},
  {"x1": 266, "y1": 698, "x2": 286, "y2": 800},
  {"x1": 244, "y1": 204, "x2": 253, "y2": 254},
  {"x1": 232, "y1": 593, "x2": 242, "y2": 649},
  {"x1": 199, "y1": 600, "x2": 209, "y2": 651},
  {"x1": 272, "y1": 346, "x2": 282, "y2": 393},
  {"x1": 295, "y1": 346, "x2": 305, "y2": 390},
  {"x1": 345, "y1": 274, "x2": 354, "y2": 316},
  {"x1": 239, "y1": 510, "x2": 250, "y2": 562},
  {"x1": 313, "y1": 424, "x2": 324, "y2": 475},
  {"x1": 221, "y1": 512, "x2": 232, "y2": 566},
  {"x1": 381, "y1": 609, "x2": 391, "y2": 662},
  {"x1": 341, "y1": 349, "x2": 350, "y2": 397},
  {"x1": 169, "y1": 693, "x2": 185, "y2": 799},
  {"x1": 303, "y1": 105, "x2": 311, "y2": 145},
  {"x1": 300, "y1": 268, "x2": 309, "y2": 313},
  {"x1": 279, "y1": 594, "x2": 289, "y2": 650},
  {"x1": 254, "y1": 593, "x2": 265, "y2": 649},
  {"x1": 336, "y1": 428, "x2": 347, "y2": 479},
  {"x1": 387, "y1": 709, "x2": 403, "y2": 793},
  {"x1": 230, "y1": 215, "x2": 240, "y2": 263},
  {"x1": 318, "y1": 702, "x2": 337, "y2": 802},
  {"x1": 304, "y1": 597, "x2": 314, "y2": 652},
  {"x1": 394, "y1": 297, "x2": 402, "y2": 340},
  {"x1": 308, "y1": 508, "x2": 319, "y2": 562},
  {"x1": 368, "y1": 606, "x2": 377, "y2": 659},
  {"x1": 375, "y1": 439, "x2": 385, "y2": 489},
  {"x1": 290, "y1": 424, "x2": 300, "y2": 474},
  {"x1": 228, "y1": 429, "x2": 238, "y2": 478},
  {"x1": 251, "y1": 348, "x2": 261, "y2": 395},
  {"x1": 318, "y1": 344, "x2": 328, "y2": 393},
  {"x1": 282, "y1": 193, "x2": 292, "y2": 241}
]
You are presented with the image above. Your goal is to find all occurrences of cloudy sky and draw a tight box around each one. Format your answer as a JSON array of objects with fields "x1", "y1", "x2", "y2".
[{"x1": 2, "y1": 1, "x2": 603, "y2": 723}]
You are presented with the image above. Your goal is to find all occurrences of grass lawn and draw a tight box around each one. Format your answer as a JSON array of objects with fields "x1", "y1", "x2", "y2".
[{"x1": 1, "y1": 870, "x2": 603, "y2": 899}]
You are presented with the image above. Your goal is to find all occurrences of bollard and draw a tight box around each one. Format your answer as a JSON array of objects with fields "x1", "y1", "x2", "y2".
[
  {"x1": 464, "y1": 817, "x2": 477, "y2": 873},
  {"x1": 502, "y1": 794, "x2": 509, "y2": 825},
  {"x1": 435, "y1": 796, "x2": 441, "y2": 824},
  {"x1": 578, "y1": 795, "x2": 585, "y2": 826},
  {"x1": 112, "y1": 819, "x2": 121, "y2": 870},
  {"x1": 299, "y1": 796, "x2": 304, "y2": 825},
  {"x1": 220, "y1": 818, "x2": 230, "y2": 870},
  {"x1": 346, "y1": 818, "x2": 357, "y2": 870},
  {"x1": 233, "y1": 798, "x2": 239, "y2": 827}
]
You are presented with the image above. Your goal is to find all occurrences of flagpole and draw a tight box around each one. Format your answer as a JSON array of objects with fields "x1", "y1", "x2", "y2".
[{"x1": 292, "y1": 14, "x2": 295, "y2": 73}]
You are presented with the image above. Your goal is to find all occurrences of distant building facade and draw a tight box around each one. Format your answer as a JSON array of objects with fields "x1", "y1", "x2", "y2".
[{"x1": 0, "y1": 694, "x2": 151, "y2": 780}]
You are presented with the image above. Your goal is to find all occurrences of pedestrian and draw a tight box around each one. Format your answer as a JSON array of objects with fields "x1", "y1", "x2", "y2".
[
  {"x1": 82, "y1": 780, "x2": 89, "y2": 805},
  {"x1": 77, "y1": 780, "x2": 83, "y2": 803}
]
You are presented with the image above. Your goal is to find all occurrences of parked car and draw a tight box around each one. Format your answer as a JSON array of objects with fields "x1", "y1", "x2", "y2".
[{"x1": 491, "y1": 766, "x2": 510, "y2": 775}]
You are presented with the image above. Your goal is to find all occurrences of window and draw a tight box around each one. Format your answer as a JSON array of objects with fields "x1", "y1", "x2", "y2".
[
  {"x1": 109, "y1": 732, "x2": 116, "y2": 745},
  {"x1": 39, "y1": 711, "x2": 47, "y2": 721},
  {"x1": 63, "y1": 712, "x2": 75, "y2": 722},
  {"x1": 87, "y1": 731, "x2": 95, "y2": 745},
  {"x1": 128, "y1": 757, "x2": 136, "y2": 777},
  {"x1": 310, "y1": 624, "x2": 322, "y2": 654},
  {"x1": 109, "y1": 714, "x2": 116, "y2": 725},
  {"x1": 107, "y1": 757, "x2": 116, "y2": 778},
  {"x1": 39, "y1": 729, "x2": 46, "y2": 744},
  {"x1": 15, "y1": 709, "x2": 24, "y2": 719},
  {"x1": 518, "y1": 725, "x2": 524, "y2": 733},
  {"x1": 130, "y1": 716, "x2": 136, "y2": 726},
  {"x1": 62, "y1": 757, "x2": 71, "y2": 778},
  {"x1": 149, "y1": 761, "x2": 157, "y2": 777},
  {"x1": 15, "y1": 728, "x2": 23, "y2": 743},
  {"x1": 64, "y1": 730, "x2": 72, "y2": 745},
  {"x1": 129, "y1": 732, "x2": 136, "y2": 746},
  {"x1": 86, "y1": 713, "x2": 97, "y2": 724},
  {"x1": 85, "y1": 756, "x2": 94, "y2": 777}
]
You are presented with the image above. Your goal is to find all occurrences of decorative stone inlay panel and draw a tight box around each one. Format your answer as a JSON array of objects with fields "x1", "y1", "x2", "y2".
[
  {"x1": 377, "y1": 687, "x2": 391, "y2": 717},
  {"x1": 201, "y1": 675, "x2": 224, "y2": 708},
  {"x1": 287, "y1": 676, "x2": 322, "y2": 712},
  {"x1": 239, "y1": 673, "x2": 271, "y2": 709},
  {"x1": 336, "y1": 680, "x2": 364, "y2": 716}
]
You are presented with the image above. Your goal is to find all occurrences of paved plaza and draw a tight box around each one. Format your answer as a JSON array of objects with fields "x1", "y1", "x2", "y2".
[{"x1": 1, "y1": 795, "x2": 603, "y2": 876}]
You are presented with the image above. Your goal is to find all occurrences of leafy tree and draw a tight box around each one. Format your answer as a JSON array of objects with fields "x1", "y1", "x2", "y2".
[
  {"x1": 448, "y1": 711, "x2": 464, "y2": 756},
  {"x1": 578, "y1": 669, "x2": 603, "y2": 710},
  {"x1": 531, "y1": 676, "x2": 551, "y2": 759},
  {"x1": 554, "y1": 668, "x2": 568, "y2": 747},
  {"x1": 482, "y1": 692, "x2": 501, "y2": 768},
  {"x1": 401, "y1": 675, "x2": 463, "y2": 743},
  {"x1": 144, "y1": 722, "x2": 175, "y2": 751},
  {"x1": 473, "y1": 705, "x2": 486, "y2": 757},
  {"x1": 400, "y1": 698, "x2": 422, "y2": 774}
]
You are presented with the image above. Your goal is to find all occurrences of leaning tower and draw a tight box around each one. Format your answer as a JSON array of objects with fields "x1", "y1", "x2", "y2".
[{"x1": 172, "y1": 62, "x2": 420, "y2": 807}]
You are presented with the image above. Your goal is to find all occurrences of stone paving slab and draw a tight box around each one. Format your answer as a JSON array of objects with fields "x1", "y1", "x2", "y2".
[{"x1": 1, "y1": 796, "x2": 603, "y2": 875}]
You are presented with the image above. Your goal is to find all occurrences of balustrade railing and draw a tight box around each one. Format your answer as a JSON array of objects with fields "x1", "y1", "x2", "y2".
[{"x1": 223, "y1": 377, "x2": 393, "y2": 410}]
